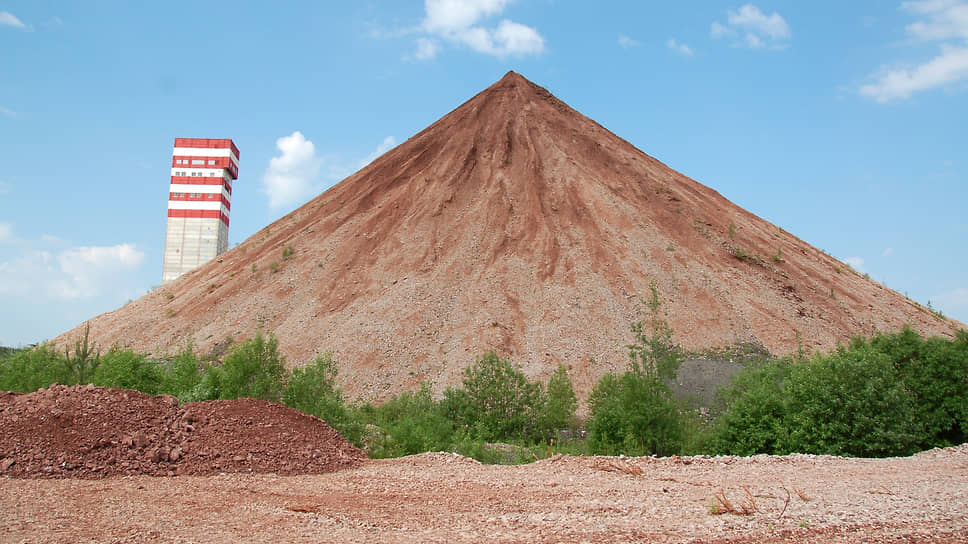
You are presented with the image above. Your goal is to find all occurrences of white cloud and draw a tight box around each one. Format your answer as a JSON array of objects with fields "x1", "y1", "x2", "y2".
[
  {"x1": 0, "y1": 106, "x2": 16, "y2": 118},
  {"x1": 0, "y1": 181, "x2": 8, "y2": 194},
  {"x1": 0, "y1": 222, "x2": 13, "y2": 243},
  {"x1": 50, "y1": 244, "x2": 144, "y2": 299},
  {"x1": 0, "y1": 11, "x2": 25, "y2": 28},
  {"x1": 711, "y1": 4, "x2": 791, "y2": 49},
  {"x1": 618, "y1": 34, "x2": 640, "y2": 49},
  {"x1": 414, "y1": 37, "x2": 441, "y2": 60},
  {"x1": 728, "y1": 4, "x2": 791, "y2": 39},
  {"x1": 424, "y1": 0, "x2": 508, "y2": 33},
  {"x1": 0, "y1": 244, "x2": 144, "y2": 300},
  {"x1": 490, "y1": 20, "x2": 544, "y2": 55},
  {"x1": 710, "y1": 21, "x2": 731, "y2": 39},
  {"x1": 0, "y1": 251, "x2": 54, "y2": 297},
  {"x1": 882, "y1": 247, "x2": 895, "y2": 257},
  {"x1": 903, "y1": 0, "x2": 968, "y2": 40},
  {"x1": 667, "y1": 38, "x2": 694, "y2": 56},
  {"x1": 358, "y1": 136, "x2": 398, "y2": 170},
  {"x1": 414, "y1": 0, "x2": 545, "y2": 59},
  {"x1": 263, "y1": 131, "x2": 322, "y2": 210},
  {"x1": 844, "y1": 256, "x2": 866, "y2": 272},
  {"x1": 860, "y1": 45, "x2": 968, "y2": 102},
  {"x1": 745, "y1": 33, "x2": 764, "y2": 49},
  {"x1": 860, "y1": 1, "x2": 968, "y2": 102}
]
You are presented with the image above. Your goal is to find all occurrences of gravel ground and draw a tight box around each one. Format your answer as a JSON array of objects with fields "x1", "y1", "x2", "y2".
[{"x1": 4, "y1": 446, "x2": 966, "y2": 543}]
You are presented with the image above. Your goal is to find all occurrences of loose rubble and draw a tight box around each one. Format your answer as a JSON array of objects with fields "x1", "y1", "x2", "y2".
[{"x1": 0, "y1": 385, "x2": 364, "y2": 478}]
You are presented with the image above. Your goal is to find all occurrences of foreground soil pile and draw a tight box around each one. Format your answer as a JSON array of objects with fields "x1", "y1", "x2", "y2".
[
  {"x1": 3, "y1": 447, "x2": 966, "y2": 543},
  {"x1": 0, "y1": 385, "x2": 364, "y2": 478}
]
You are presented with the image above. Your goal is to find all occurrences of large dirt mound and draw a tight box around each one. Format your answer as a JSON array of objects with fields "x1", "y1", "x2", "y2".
[
  {"x1": 54, "y1": 71, "x2": 965, "y2": 404},
  {"x1": 0, "y1": 385, "x2": 365, "y2": 479}
]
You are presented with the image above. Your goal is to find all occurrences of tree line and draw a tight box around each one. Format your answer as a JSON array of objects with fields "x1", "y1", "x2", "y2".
[{"x1": 1, "y1": 302, "x2": 966, "y2": 462}]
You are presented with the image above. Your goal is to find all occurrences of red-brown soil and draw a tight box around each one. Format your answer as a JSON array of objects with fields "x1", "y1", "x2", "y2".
[
  {"x1": 53, "y1": 72, "x2": 965, "y2": 404},
  {"x1": 1, "y1": 387, "x2": 965, "y2": 542},
  {"x1": 0, "y1": 385, "x2": 364, "y2": 478},
  {"x1": 3, "y1": 446, "x2": 966, "y2": 542}
]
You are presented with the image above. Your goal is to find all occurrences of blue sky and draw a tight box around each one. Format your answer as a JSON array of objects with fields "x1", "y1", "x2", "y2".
[{"x1": 1, "y1": 1, "x2": 966, "y2": 347}]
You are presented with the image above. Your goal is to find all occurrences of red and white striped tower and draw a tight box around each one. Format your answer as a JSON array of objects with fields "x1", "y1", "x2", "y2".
[{"x1": 162, "y1": 138, "x2": 240, "y2": 283}]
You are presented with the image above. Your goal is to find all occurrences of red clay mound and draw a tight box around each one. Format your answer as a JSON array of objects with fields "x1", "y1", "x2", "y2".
[{"x1": 0, "y1": 385, "x2": 365, "y2": 479}]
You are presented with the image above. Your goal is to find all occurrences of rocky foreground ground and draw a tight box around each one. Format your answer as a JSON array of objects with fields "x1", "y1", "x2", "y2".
[{"x1": 2, "y1": 386, "x2": 966, "y2": 543}]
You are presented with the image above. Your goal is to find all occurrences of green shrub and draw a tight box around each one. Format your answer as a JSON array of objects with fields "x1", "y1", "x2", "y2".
[
  {"x1": 870, "y1": 327, "x2": 968, "y2": 447},
  {"x1": 283, "y1": 353, "x2": 362, "y2": 441},
  {"x1": 442, "y1": 351, "x2": 546, "y2": 442},
  {"x1": 93, "y1": 348, "x2": 164, "y2": 395},
  {"x1": 209, "y1": 332, "x2": 287, "y2": 402},
  {"x1": 711, "y1": 339, "x2": 929, "y2": 458},
  {"x1": 452, "y1": 432, "x2": 539, "y2": 464},
  {"x1": 782, "y1": 342, "x2": 922, "y2": 457},
  {"x1": 587, "y1": 281, "x2": 686, "y2": 456},
  {"x1": 160, "y1": 344, "x2": 204, "y2": 399},
  {"x1": 0, "y1": 344, "x2": 71, "y2": 392},
  {"x1": 366, "y1": 383, "x2": 455, "y2": 458},
  {"x1": 587, "y1": 370, "x2": 685, "y2": 456},
  {"x1": 541, "y1": 363, "x2": 578, "y2": 435},
  {"x1": 708, "y1": 359, "x2": 792, "y2": 455}
]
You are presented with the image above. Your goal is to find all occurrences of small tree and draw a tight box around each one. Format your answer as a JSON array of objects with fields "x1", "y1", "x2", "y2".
[
  {"x1": 64, "y1": 323, "x2": 100, "y2": 385},
  {"x1": 871, "y1": 327, "x2": 968, "y2": 447},
  {"x1": 709, "y1": 358, "x2": 792, "y2": 455},
  {"x1": 541, "y1": 363, "x2": 578, "y2": 435},
  {"x1": 212, "y1": 331, "x2": 287, "y2": 402},
  {"x1": 627, "y1": 281, "x2": 683, "y2": 383},
  {"x1": 283, "y1": 353, "x2": 347, "y2": 426},
  {"x1": 587, "y1": 281, "x2": 686, "y2": 456},
  {"x1": 161, "y1": 343, "x2": 204, "y2": 400},
  {"x1": 443, "y1": 351, "x2": 545, "y2": 442}
]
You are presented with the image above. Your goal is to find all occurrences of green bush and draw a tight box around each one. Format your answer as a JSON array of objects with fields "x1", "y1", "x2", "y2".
[
  {"x1": 283, "y1": 353, "x2": 363, "y2": 443},
  {"x1": 711, "y1": 338, "x2": 932, "y2": 457},
  {"x1": 93, "y1": 347, "x2": 164, "y2": 395},
  {"x1": 708, "y1": 359, "x2": 791, "y2": 455},
  {"x1": 366, "y1": 383, "x2": 455, "y2": 458},
  {"x1": 587, "y1": 370, "x2": 685, "y2": 456},
  {"x1": 587, "y1": 281, "x2": 686, "y2": 456},
  {"x1": 0, "y1": 344, "x2": 71, "y2": 392},
  {"x1": 442, "y1": 351, "x2": 546, "y2": 442},
  {"x1": 782, "y1": 342, "x2": 922, "y2": 456},
  {"x1": 159, "y1": 344, "x2": 205, "y2": 400},
  {"x1": 871, "y1": 327, "x2": 968, "y2": 447},
  {"x1": 208, "y1": 332, "x2": 287, "y2": 402},
  {"x1": 541, "y1": 363, "x2": 578, "y2": 435}
]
